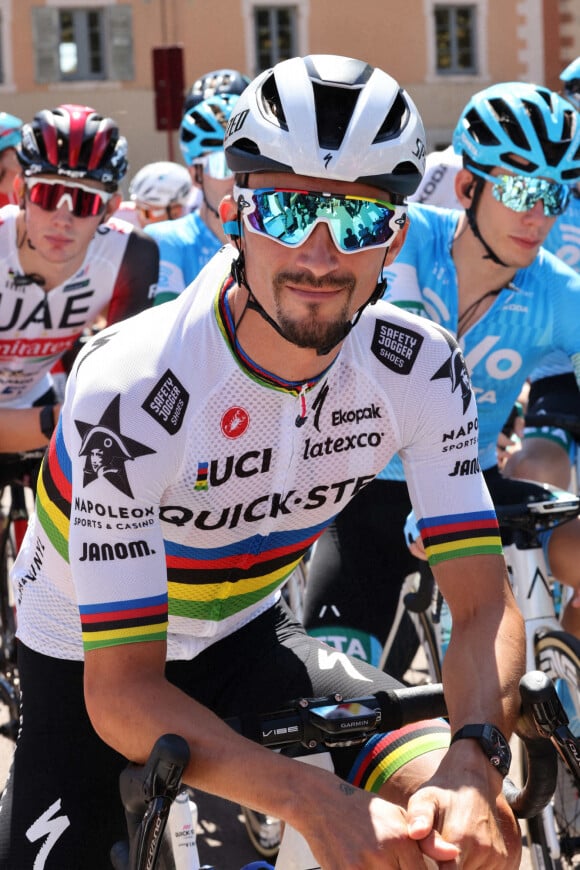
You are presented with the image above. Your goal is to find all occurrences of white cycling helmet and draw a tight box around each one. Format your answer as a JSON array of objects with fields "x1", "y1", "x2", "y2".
[
  {"x1": 224, "y1": 54, "x2": 426, "y2": 197},
  {"x1": 129, "y1": 161, "x2": 192, "y2": 207}
]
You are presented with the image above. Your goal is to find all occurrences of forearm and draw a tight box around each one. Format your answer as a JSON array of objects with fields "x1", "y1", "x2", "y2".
[
  {"x1": 85, "y1": 656, "x2": 354, "y2": 839},
  {"x1": 0, "y1": 405, "x2": 59, "y2": 452},
  {"x1": 85, "y1": 644, "x2": 341, "y2": 829},
  {"x1": 437, "y1": 556, "x2": 525, "y2": 737}
]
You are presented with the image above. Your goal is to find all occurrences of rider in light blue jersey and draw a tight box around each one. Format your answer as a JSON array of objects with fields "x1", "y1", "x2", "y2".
[
  {"x1": 503, "y1": 58, "x2": 580, "y2": 494},
  {"x1": 303, "y1": 80, "x2": 580, "y2": 664},
  {"x1": 145, "y1": 91, "x2": 243, "y2": 305}
]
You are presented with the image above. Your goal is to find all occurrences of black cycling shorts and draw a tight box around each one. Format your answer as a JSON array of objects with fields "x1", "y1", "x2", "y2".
[{"x1": 0, "y1": 601, "x2": 402, "y2": 869}]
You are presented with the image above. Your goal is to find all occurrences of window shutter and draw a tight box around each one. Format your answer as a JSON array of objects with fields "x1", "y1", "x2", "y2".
[
  {"x1": 32, "y1": 7, "x2": 60, "y2": 84},
  {"x1": 107, "y1": 5, "x2": 134, "y2": 81}
]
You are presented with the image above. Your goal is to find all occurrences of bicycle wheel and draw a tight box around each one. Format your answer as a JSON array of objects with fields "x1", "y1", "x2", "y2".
[
  {"x1": 283, "y1": 559, "x2": 308, "y2": 623},
  {"x1": 0, "y1": 508, "x2": 18, "y2": 670},
  {"x1": 528, "y1": 630, "x2": 580, "y2": 868},
  {"x1": 240, "y1": 805, "x2": 282, "y2": 859}
]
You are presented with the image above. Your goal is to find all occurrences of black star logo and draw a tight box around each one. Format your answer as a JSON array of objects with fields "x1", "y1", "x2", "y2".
[
  {"x1": 431, "y1": 344, "x2": 473, "y2": 416},
  {"x1": 75, "y1": 394, "x2": 156, "y2": 498}
]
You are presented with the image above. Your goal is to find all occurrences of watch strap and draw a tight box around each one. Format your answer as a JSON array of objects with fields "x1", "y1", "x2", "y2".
[
  {"x1": 450, "y1": 723, "x2": 511, "y2": 777},
  {"x1": 39, "y1": 404, "x2": 56, "y2": 440}
]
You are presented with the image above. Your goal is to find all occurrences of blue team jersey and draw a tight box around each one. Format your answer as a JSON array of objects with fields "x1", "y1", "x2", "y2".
[
  {"x1": 145, "y1": 210, "x2": 223, "y2": 305},
  {"x1": 531, "y1": 195, "x2": 580, "y2": 381},
  {"x1": 544, "y1": 195, "x2": 580, "y2": 274},
  {"x1": 378, "y1": 203, "x2": 580, "y2": 479}
]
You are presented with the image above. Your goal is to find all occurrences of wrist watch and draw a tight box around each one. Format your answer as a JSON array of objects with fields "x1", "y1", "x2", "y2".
[
  {"x1": 39, "y1": 404, "x2": 56, "y2": 440},
  {"x1": 450, "y1": 723, "x2": 512, "y2": 777}
]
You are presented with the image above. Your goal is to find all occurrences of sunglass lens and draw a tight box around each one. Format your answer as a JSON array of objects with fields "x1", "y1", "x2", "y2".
[
  {"x1": 247, "y1": 190, "x2": 396, "y2": 252},
  {"x1": 494, "y1": 176, "x2": 568, "y2": 216},
  {"x1": 27, "y1": 182, "x2": 106, "y2": 217},
  {"x1": 204, "y1": 152, "x2": 233, "y2": 179}
]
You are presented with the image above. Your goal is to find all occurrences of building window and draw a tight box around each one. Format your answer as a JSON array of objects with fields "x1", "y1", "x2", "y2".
[
  {"x1": 32, "y1": 5, "x2": 134, "y2": 84},
  {"x1": 59, "y1": 9, "x2": 105, "y2": 81},
  {"x1": 254, "y1": 6, "x2": 297, "y2": 72},
  {"x1": 434, "y1": 5, "x2": 477, "y2": 74}
]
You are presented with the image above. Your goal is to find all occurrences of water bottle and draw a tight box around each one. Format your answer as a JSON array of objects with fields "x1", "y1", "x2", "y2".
[{"x1": 168, "y1": 787, "x2": 201, "y2": 869}]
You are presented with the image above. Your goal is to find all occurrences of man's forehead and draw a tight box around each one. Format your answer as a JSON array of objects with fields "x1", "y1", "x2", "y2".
[{"x1": 246, "y1": 171, "x2": 394, "y2": 200}]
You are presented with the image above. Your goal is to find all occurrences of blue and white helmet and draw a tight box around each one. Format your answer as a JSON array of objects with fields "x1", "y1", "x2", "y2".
[
  {"x1": 560, "y1": 57, "x2": 580, "y2": 112},
  {"x1": 452, "y1": 81, "x2": 580, "y2": 183},
  {"x1": 224, "y1": 55, "x2": 426, "y2": 198},
  {"x1": 0, "y1": 112, "x2": 22, "y2": 153},
  {"x1": 179, "y1": 94, "x2": 239, "y2": 166}
]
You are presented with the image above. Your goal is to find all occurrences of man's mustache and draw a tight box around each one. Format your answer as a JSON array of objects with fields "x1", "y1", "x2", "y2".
[{"x1": 275, "y1": 270, "x2": 356, "y2": 291}]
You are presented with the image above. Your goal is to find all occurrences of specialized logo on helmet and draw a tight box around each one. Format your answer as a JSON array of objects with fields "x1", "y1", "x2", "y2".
[
  {"x1": 224, "y1": 109, "x2": 249, "y2": 141},
  {"x1": 75, "y1": 394, "x2": 156, "y2": 498},
  {"x1": 412, "y1": 138, "x2": 427, "y2": 167}
]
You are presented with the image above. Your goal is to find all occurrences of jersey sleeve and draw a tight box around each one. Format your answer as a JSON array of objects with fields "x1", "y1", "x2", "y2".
[
  {"x1": 547, "y1": 253, "x2": 580, "y2": 388},
  {"x1": 62, "y1": 324, "x2": 184, "y2": 652},
  {"x1": 397, "y1": 325, "x2": 501, "y2": 566},
  {"x1": 145, "y1": 223, "x2": 187, "y2": 305},
  {"x1": 105, "y1": 228, "x2": 159, "y2": 325}
]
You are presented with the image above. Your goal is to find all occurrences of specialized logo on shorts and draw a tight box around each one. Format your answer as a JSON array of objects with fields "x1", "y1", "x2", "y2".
[
  {"x1": 371, "y1": 320, "x2": 423, "y2": 374},
  {"x1": 221, "y1": 406, "x2": 250, "y2": 439},
  {"x1": 75, "y1": 394, "x2": 156, "y2": 498},
  {"x1": 142, "y1": 369, "x2": 189, "y2": 434}
]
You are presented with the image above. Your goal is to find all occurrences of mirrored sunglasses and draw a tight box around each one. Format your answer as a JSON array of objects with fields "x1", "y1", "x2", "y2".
[
  {"x1": 25, "y1": 177, "x2": 113, "y2": 218},
  {"x1": 194, "y1": 151, "x2": 233, "y2": 180},
  {"x1": 234, "y1": 186, "x2": 407, "y2": 254},
  {"x1": 469, "y1": 167, "x2": 571, "y2": 216}
]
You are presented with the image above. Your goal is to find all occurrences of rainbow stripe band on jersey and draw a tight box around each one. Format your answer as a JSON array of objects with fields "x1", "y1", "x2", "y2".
[
  {"x1": 418, "y1": 510, "x2": 503, "y2": 565},
  {"x1": 348, "y1": 721, "x2": 451, "y2": 792}
]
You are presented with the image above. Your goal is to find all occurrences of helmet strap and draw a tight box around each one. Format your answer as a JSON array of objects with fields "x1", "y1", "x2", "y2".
[
  {"x1": 229, "y1": 242, "x2": 390, "y2": 357},
  {"x1": 464, "y1": 175, "x2": 509, "y2": 267}
]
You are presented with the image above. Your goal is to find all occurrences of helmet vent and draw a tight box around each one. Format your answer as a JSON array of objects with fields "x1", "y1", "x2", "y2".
[
  {"x1": 312, "y1": 82, "x2": 359, "y2": 150},
  {"x1": 229, "y1": 137, "x2": 261, "y2": 156},
  {"x1": 488, "y1": 98, "x2": 531, "y2": 150},
  {"x1": 464, "y1": 108, "x2": 501, "y2": 147},
  {"x1": 373, "y1": 91, "x2": 410, "y2": 143},
  {"x1": 260, "y1": 73, "x2": 288, "y2": 130}
]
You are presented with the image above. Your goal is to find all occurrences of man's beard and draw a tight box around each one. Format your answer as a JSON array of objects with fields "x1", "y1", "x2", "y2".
[{"x1": 272, "y1": 269, "x2": 357, "y2": 351}]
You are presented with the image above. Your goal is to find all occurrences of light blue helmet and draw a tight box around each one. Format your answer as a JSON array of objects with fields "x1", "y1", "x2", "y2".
[
  {"x1": 452, "y1": 81, "x2": 580, "y2": 183},
  {"x1": 560, "y1": 57, "x2": 580, "y2": 112},
  {"x1": 179, "y1": 94, "x2": 239, "y2": 165},
  {"x1": 0, "y1": 112, "x2": 22, "y2": 152}
]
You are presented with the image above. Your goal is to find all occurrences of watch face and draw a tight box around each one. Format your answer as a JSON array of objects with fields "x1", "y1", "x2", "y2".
[{"x1": 483, "y1": 724, "x2": 511, "y2": 773}]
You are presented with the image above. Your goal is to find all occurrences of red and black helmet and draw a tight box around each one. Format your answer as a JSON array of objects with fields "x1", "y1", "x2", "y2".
[{"x1": 18, "y1": 104, "x2": 128, "y2": 190}]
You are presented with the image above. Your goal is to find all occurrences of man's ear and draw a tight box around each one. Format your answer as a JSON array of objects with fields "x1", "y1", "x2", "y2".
[
  {"x1": 384, "y1": 217, "x2": 409, "y2": 266},
  {"x1": 14, "y1": 175, "x2": 25, "y2": 205},
  {"x1": 219, "y1": 195, "x2": 240, "y2": 239},
  {"x1": 104, "y1": 192, "x2": 122, "y2": 220},
  {"x1": 455, "y1": 168, "x2": 477, "y2": 208}
]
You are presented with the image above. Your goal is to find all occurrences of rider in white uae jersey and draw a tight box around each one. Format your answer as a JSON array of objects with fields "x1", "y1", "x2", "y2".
[{"x1": 0, "y1": 207, "x2": 152, "y2": 408}]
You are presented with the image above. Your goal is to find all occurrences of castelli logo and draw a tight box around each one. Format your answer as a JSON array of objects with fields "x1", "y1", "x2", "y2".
[{"x1": 221, "y1": 406, "x2": 250, "y2": 439}]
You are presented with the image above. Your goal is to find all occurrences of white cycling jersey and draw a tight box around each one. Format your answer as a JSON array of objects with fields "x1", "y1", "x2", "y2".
[
  {"x1": 0, "y1": 206, "x2": 156, "y2": 407},
  {"x1": 13, "y1": 246, "x2": 501, "y2": 661},
  {"x1": 408, "y1": 146, "x2": 462, "y2": 209}
]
